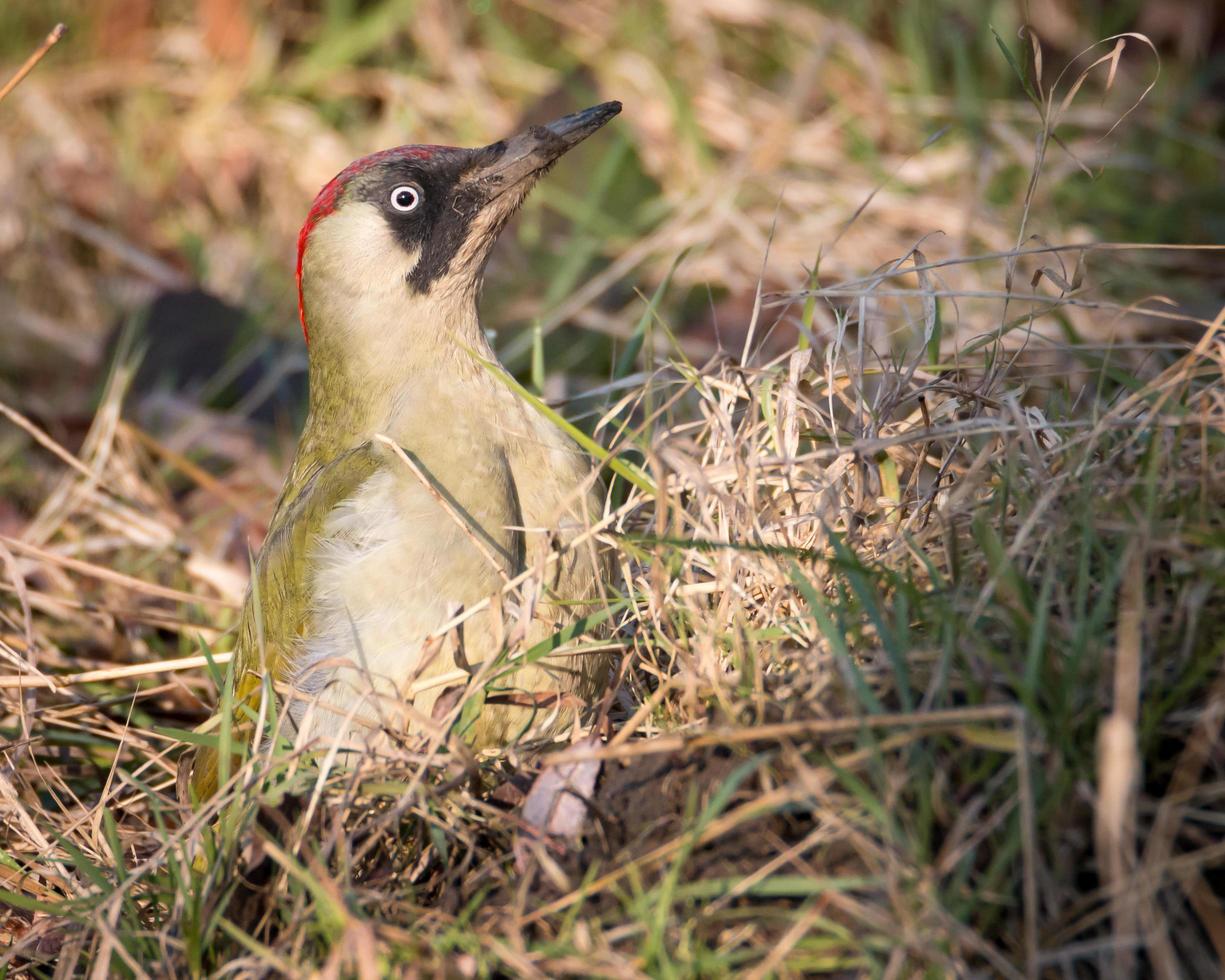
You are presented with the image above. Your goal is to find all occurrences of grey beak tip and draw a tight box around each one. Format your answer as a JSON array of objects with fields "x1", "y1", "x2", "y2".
[
  {"x1": 544, "y1": 100, "x2": 623, "y2": 145},
  {"x1": 477, "y1": 100, "x2": 623, "y2": 193}
]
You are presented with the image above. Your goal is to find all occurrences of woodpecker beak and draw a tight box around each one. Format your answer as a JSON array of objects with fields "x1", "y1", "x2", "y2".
[{"x1": 474, "y1": 101, "x2": 622, "y2": 198}]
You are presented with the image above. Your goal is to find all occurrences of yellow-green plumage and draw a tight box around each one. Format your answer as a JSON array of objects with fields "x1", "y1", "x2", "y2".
[{"x1": 192, "y1": 104, "x2": 619, "y2": 800}]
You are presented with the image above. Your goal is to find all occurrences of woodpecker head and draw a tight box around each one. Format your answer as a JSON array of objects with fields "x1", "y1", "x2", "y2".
[{"x1": 295, "y1": 101, "x2": 621, "y2": 351}]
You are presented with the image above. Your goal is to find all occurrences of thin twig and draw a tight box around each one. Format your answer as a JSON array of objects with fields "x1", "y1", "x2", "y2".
[
  {"x1": 373, "y1": 434, "x2": 512, "y2": 584},
  {"x1": 0, "y1": 534, "x2": 239, "y2": 609},
  {"x1": 0, "y1": 652, "x2": 233, "y2": 690},
  {"x1": 0, "y1": 23, "x2": 66, "y2": 104}
]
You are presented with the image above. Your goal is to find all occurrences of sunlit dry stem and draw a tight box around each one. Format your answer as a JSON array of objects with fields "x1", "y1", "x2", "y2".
[
  {"x1": 0, "y1": 23, "x2": 66, "y2": 104},
  {"x1": 0, "y1": 652, "x2": 235, "y2": 691}
]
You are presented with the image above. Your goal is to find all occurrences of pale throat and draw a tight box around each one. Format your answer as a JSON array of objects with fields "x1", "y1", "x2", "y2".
[{"x1": 297, "y1": 202, "x2": 497, "y2": 455}]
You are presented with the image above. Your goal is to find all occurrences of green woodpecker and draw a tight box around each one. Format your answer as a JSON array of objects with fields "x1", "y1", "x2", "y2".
[{"x1": 192, "y1": 102, "x2": 621, "y2": 799}]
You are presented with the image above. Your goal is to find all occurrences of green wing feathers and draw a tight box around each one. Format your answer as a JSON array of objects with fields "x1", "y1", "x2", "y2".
[{"x1": 190, "y1": 443, "x2": 382, "y2": 800}]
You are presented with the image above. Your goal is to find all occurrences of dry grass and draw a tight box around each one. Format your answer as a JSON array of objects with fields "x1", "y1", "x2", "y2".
[{"x1": 0, "y1": 3, "x2": 1223, "y2": 976}]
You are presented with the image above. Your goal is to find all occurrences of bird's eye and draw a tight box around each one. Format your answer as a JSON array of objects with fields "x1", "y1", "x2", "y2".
[{"x1": 389, "y1": 184, "x2": 423, "y2": 213}]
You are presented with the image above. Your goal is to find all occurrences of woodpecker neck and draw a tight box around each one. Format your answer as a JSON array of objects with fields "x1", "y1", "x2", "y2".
[
  {"x1": 291, "y1": 194, "x2": 499, "y2": 466},
  {"x1": 300, "y1": 285, "x2": 494, "y2": 456}
]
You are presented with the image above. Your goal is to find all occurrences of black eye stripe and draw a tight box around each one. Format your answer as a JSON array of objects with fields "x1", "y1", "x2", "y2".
[{"x1": 361, "y1": 149, "x2": 482, "y2": 293}]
